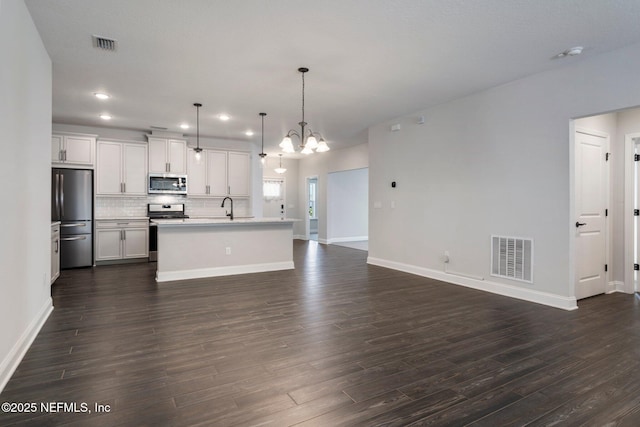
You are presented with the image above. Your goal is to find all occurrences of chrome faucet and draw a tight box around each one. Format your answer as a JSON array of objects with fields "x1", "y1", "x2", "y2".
[{"x1": 221, "y1": 196, "x2": 234, "y2": 220}]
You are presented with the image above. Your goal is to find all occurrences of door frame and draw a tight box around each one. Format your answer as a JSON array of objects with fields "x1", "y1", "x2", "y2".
[
  {"x1": 624, "y1": 132, "x2": 640, "y2": 293},
  {"x1": 305, "y1": 175, "x2": 318, "y2": 241},
  {"x1": 571, "y1": 126, "x2": 611, "y2": 300}
]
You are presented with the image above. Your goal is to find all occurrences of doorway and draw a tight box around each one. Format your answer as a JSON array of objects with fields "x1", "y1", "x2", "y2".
[
  {"x1": 572, "y1": 108, "x2": 640, "y2": 303},
  {"x1": 307, "y1": 177, "x2": 318, "y2": 241},
  {"x1": 625, "y1": 133, "x2": 640, "y2": 293},
  {"x1": 262, "y1": 177, "x2": 285, "y2": 219}
]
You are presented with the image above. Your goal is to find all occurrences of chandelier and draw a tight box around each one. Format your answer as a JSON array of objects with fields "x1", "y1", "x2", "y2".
[{"x1": 280, "y1": 67, "x2": 329, "y2": 154}]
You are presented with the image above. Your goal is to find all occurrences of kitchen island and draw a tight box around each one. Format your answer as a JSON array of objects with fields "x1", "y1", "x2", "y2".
[{"x1": 152, "y1": 217, "x2": 296, "y2": 282}]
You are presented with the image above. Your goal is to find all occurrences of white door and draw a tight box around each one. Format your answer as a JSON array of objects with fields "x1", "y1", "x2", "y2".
[
  {"x1": 263, "y1": 178, "x2": 285, "y2": 217},
  {"x1": 575, "y1": 129, "x2": 608, "y2": 299}
]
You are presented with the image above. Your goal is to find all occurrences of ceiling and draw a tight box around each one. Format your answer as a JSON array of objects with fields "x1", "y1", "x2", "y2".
[{"x1": 25, "y1": 0, "x2": 640, "y2": 156}]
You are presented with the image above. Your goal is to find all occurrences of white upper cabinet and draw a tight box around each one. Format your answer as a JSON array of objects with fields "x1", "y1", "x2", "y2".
[
  {"x1": 208, "y1": 150, "x2": 228, "y2": 197},
  {"x1": 52, "y1": 133, "x2": 96, "y2": 167},
  {"x1": 147, "y1": 137, "x2": 186, "y2": 174},
  {"x1": 96, "y1": 140, "x2": 147, "y2": 196},
  {"x1": 187, "y1": 149, "x2": 249, "y2": 198},
  {"x1": 228, "y1": 151, "x2": 250, "y2": 197},
  {"x1": 187, "y1": 149, "x2": 228, "y2": 197},
  {"x1": 186, "y1": 150, "x2": 208, "y2": 196},
  {"x1": 123, "y1": 144, "x2": 147, "y2": 194}
]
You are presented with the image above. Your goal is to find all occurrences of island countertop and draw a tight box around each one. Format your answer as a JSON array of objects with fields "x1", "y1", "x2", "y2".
[{"x1": 152, "y1": 217, "x2": 297, "y2": 226}]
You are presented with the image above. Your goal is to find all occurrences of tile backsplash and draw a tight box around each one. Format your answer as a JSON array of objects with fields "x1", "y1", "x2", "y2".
[{"x1": 96, "y1": 196, "x2": 251, "y2": 218}]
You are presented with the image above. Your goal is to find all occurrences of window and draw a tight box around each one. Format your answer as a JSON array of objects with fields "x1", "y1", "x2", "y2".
[{"x1": 263, "y1": 179, "x2": 283, "y2": 200}]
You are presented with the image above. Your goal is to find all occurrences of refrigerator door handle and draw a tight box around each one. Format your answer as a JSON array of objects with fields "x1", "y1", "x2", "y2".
[
  {"x1": 60, "y1": 236, "x2": 87, "y2": 241},
  {"x1": 60, "y1": 222, "x2": 87, "y2": 228},
  {"x1": 55, "y1": 173, "x2": 60, "y2": 219},
  {"x1": 60, "y1": 173, "x2": 65, "y2": 219}
]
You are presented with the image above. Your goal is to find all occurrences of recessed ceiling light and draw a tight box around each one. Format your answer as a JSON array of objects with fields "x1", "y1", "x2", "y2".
[
  {"x1": 99, "y1": 114, "x2": 112, "y2": 120},
  {"x1": 218, "y1": 113, "x2": 231, "y2": 121},
  {"x1": 180, "y1": 123, "x2": 189, "y2": 129},
  {"x1": 94, "y1": 92, "x2": 110, "y2": 100},
  {"x1": 245, "y1": 130, "x2": 254, "y2": 136}
]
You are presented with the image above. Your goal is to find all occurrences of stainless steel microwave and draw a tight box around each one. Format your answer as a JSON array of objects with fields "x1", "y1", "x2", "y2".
[{"x1": 148, "y1": 174, "x2": 187, "y2": 195}]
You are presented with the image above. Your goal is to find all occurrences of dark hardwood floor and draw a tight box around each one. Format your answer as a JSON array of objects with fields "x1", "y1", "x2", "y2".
[{"x1": 2, "y1": 240, "x2": 640, "y2": 426}]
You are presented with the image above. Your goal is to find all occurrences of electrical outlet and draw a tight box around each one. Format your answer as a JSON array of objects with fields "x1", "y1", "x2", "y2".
[
  {"x1": 225, "y1": 247, "x2": 231, "y2": 255},
  {"x1": 444, "y1": 251, "x2": 450, "y2": 263}
]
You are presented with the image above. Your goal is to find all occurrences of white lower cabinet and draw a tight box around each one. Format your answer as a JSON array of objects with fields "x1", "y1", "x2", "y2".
[
  {"x1": 51, "y1": 223, "x2": 60, "y2": 284},
  {"x1": 96, "y1": 220, "x2": 148, "y2": 262}
]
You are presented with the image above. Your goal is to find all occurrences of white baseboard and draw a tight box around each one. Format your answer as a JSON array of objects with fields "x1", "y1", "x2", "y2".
[
  {"x1": 156, "y1": 261, "x2": 295, "y2": 282},
  {"x1": 0, "y1": 298, "x2": 53, "y2": 393},
  {"x1": 606, "y1": 281, "x2": 629, "y2": 294},
  {"x1": 367, "y1": 257, "x2": 578, "y2": 311},
  {"x1": 294, "y1": 235, "x2": 307, "y2": 240},
  {"x1": 327, "y1": 236, "x2": 368, "y2": 244}
]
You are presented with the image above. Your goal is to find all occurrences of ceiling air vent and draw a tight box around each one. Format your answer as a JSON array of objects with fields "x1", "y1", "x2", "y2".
[
  {"x1": 92, "y1": 35, "x2": 117, "y2": 51},
  {"x1": 491, "y1": 235, "x2": 533, "y2": 283}
]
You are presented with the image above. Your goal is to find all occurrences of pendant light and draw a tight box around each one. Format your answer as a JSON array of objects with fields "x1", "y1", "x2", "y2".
[
  {"x1": 258, "y1": 112, "x2": 267, "y2": 166},
  {"x1": 275, "y1": 154, "x2": 287, "y2": 174},
  {"x1": 280, "y1": 67, "x2": 330, "y2": 154},
  {"x1": 193, "y1": 103, "x2": 203, "y2": 162}
]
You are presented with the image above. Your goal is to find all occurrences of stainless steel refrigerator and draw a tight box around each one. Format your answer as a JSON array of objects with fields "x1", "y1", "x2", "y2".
[{"x1": 51, "y1": 168, "x2": 93, "y2": 268}]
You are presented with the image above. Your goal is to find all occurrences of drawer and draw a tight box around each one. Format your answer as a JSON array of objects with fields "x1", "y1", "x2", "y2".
[{"x1": 96, "y1": 220, "x2": 148, "y2": 229}]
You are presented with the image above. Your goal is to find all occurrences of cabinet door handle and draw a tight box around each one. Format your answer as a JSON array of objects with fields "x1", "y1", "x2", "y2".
[
  {"x1": 206, "y1": 185, "x2": 210, "y2": 194},
  {"x1": 55, "y1": 240, "x2": 59, "y2": 253},
  {"x1": 228, "y1": 186, "x2": 231, "y2": 194},
  {"x1": 123, "y1": 230, "x2": 126, "y2": 240},
  {"x1": 166, "y1": 162, "x2": 170, "y2": 172},
  {"x1": 63, "y1": 150, "x2": 67, "y2": 161},
  {"x1": 123, "y1": 182, "x2": 126, "y2": 193}
]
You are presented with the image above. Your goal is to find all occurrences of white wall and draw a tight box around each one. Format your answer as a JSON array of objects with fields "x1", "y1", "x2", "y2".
[
  {"x1": 0, "y1": 0, "x2": 53, "y2": 391},
  {"x1": 368, "y1": 41, "x2": 640, "y2": 309},
  {"x1": 327, "y1": 168, "x2": 368, "y2": 242},
  {"x1": 297, "y1": 143, "x2": 368, "y2": 241}
]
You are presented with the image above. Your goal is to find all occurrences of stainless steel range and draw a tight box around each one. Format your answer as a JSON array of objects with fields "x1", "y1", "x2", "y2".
[{"x1": 148, "y1": 203, "x2": 188, "y2": 261}]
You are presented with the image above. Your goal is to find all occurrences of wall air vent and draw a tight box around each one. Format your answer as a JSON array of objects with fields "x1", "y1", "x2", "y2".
[
  {"x1": 491, "y1": 235, "x2": 533, "y2": 283},
  {"x1": 92, "y1": 35, "x2": 117, "y2": 51}
]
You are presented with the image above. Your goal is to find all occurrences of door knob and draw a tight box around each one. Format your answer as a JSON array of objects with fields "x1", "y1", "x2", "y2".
[{"x1": 575, "y1": 221, "x2": 587, "y2": 228}]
